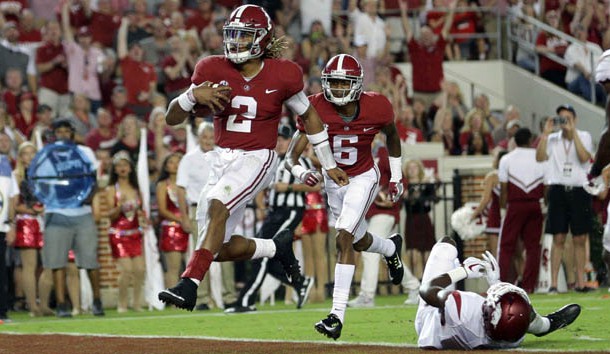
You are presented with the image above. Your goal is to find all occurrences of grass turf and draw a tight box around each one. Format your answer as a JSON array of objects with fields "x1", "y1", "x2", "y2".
[{"x1": 1, "y1": 291, "x2": 610, "y2": 351}]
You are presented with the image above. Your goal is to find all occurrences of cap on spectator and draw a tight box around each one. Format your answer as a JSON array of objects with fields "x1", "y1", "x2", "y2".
[
  {"x1": 37, "y1": 104, "x2": 52, "y2": 113},
  {"x1": 278, "y1": 125, "x2": 294, "y2": 138},
  {"x1": 18, "y1": 92, "x2": 35, "y2": 103},
  {"x1": 556, "y1": 104, "x2": 576, "y2": 116},
  {"x1": 506, "y1": 120, "x2": 522, "y2": 130},
  {"x1": 77, "y1": 26, "x2": 92, "y2": 37},
  {"x1": 112, "y1": 85, "x2": 126, "y2": 94},
  {"x1": 353, "y1": 34, "x2": 368, "y2": 47}
]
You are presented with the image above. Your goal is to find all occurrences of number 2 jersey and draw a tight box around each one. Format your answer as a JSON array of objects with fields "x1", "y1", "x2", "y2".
[
  {"x1": 297, "y1": 92, "x2": 394, "y2": 177},
  {"x1": 190, "y1": 55, "x2": 306, "y2": 151}
]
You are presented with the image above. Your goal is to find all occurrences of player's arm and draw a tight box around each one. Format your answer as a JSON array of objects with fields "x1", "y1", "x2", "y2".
[
  {"x1": 381, "y1": 122, "x2": 404, "y2": 203},
  {"x1": 286, "y1": 94, "x2": 348, "y2": 186},
  {"x1": 471, "y1": 173, "x2": 494, "y2": 220},
  {"x1": 285, "y1": 130, "x2": 322, "y2": 187},
  {"x1": 166, "y1": 82, "x2": 231, "y2": 126},
  {"x1": 420, "y1": 246, "x2": 491, "y2": 308}
]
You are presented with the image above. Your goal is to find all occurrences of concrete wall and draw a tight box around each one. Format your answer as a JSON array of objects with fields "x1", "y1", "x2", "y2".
[{"x1": 395, "y1": 60, "x2": 605, "y2": 143}]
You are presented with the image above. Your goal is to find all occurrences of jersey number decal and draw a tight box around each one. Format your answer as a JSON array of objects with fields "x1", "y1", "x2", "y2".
[
  {"x1": 333, "y1": 135, "x2": 358, "y2": 165},
  {"x1": 227, "y1": 96, "x2": 257, "y2": 133}
]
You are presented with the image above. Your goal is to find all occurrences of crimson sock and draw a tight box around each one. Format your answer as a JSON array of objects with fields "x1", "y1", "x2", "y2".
[{"x1": 181, "y1": 249, "x2": 214, "y2": 281}]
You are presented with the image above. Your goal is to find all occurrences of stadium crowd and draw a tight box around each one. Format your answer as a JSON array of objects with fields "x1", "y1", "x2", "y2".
[{"x1": 0, "y1": 0, "x2": 609, "y2": 322}]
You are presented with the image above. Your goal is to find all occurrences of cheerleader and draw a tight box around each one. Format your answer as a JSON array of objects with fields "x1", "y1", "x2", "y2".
[
  {"x1": 104, "y1": 151, "x2": 146, "y2": 312},
  {"x1": 471, "y1": 150, "x2": 508, "y2": 257},
  {"x1": 156, "y1": 153, "x2": 188, "y2": 288},
  {"x1": 13, "y1": 142, "x2": 45, "y2": 316}
]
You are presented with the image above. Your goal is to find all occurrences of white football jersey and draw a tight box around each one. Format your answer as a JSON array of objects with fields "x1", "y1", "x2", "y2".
[{"x1": 415, "y1": 290, "x2": 522, "y2": 349}]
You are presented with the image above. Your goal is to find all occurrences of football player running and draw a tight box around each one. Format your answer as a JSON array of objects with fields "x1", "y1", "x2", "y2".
[
  {"x1": 159, "y1": 4, "x2": 348, "y2": 311},
  {"x1": 287, "y1": 54, "x2": 405, "y2": 340},
  {"x1": 416, "y1": 236, "x2": 581, "y2": 349}
]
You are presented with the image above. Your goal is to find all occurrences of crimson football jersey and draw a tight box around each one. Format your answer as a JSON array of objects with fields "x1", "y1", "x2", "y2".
[
  {"x1": 298, "y1": 92, "x2": 394, "y2": 177},
  {"x1": 191, "y1": 55, "x2": 304, "y2": 150}
]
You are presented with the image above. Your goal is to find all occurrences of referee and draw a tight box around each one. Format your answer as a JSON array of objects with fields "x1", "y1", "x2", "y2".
[{"x1": 225, "y1": 125, "x2": 316, "y2": 313}]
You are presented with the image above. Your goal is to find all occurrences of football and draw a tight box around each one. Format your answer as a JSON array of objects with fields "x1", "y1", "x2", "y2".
[{"x1": 191, "y1": 83, "x2": 231, "y2": 118}]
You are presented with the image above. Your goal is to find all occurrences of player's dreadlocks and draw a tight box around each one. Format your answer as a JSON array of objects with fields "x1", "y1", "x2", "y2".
[{"x1": 264, "y1": 36, "x2": 287, "y2": 59}]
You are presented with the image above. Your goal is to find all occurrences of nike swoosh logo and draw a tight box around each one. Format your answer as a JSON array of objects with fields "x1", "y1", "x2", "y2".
[
  {"x1": 363, "y1": 127, "x2": 375, "y2": 132},
  {"x1": 265, "y1": 89, "x2": 278, "y2": 94}
]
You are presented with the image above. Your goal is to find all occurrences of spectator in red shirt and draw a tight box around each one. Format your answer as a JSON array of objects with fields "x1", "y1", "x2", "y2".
[
  {"x1": 449, "y1": 0, "x2": 478, "y2": 60},
  {"x1": 106, "y1": 86, "x2": 134, "y2": 125},
  {"x1": 396, "y1": 105, "x2": 425, "y2": 145},
  {"x1": 18, "y1": 9, "x2": 42, "y2": 43},
  {"x1": 459, "y1": 108, "x2": 494, "y2": 153},
  {"x1": 85, "y1": 108, "x2": 116, "y2": 150},
  {"x1": 13, "y1": 91, "x2": 37, "y2": 137},
  {"x1": 2, "y1": 67, "x2": 26, "y2": 115},
  {"x1": 117, "y1": 17, "x2": 157, "y2": 118},
  {"x1": 185, "y1": 0, "x2": 213, "y2": 34},
  {"x1": 36, "y1": 20, "x2": 70, "y2": 119},
  {"x1": 535, "y1": 10, "x2": 568, "y2": 88},
  {"x1": 162, "y1": 36, "x2": 196, "y2": 101},
  {"x1": 0, "y1": 0, "x2": 27, "y2": 24},
  {"x1": 56, "y1": 0, "x2": 90, "y2": 32},
  {"x1": 88, "y1": 0, "x2": 121, "y2": 49},
  {"x1": 400, "y1": 0, "x2": 456, "y2": 107}
]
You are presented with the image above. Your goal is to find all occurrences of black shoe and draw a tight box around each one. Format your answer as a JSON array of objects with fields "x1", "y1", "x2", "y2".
[
  {"x1": 56, "y1": 303, "x2": 72, "y2": 318},
  {"x1": 296, "y1": 276, "x2": 315, "y2": 309},
  {"x1": 534, "y1": 304, "x2": 581, "y2": 337},
  {"x1": 575, "y1": 286, "x2": 595, "y2": 293},
  {"x1": 272, "y1": 229, "x2": 303, "y2": 286},
  {"x1": 158, "y1": 278, "x2": 198, "y2": 311},
  {"x1": 315, "y1": 313, "x2": 343, "y2": 340},
  {"x1": 92, "y1": 298, "x2": 105, "y2": 316},
  {"x1": 224, "y1": 305, "x2": 256, "y2": 314},
  {"x1": 385, "y1": 234, "x2": 404, "y2": 285},
  {"x1": 195, "y1": 303, "x2": 210, "y2": 311}
]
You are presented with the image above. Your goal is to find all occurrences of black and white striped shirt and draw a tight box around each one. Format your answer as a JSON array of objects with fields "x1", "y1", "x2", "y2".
[{"x1": 268, "y1": 156, "x2": 315, "y2": 209}]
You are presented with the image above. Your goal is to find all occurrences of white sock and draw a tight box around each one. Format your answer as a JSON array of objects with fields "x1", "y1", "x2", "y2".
[
  {"x1": 189, "y1": 278, "x2": 201, "y2": 286},
  {"x1": 330, "y1": 263, "x2": 355, "y2": 323},
  {"x1": 366, "y1": 233, "x2": 395, "y2": 257},
  {"x1": 527, "y1": 312, "x2": 550, "y2": 334},
  {"x1": 252, "y1": 238, "x2": 277, "y2": 259}
]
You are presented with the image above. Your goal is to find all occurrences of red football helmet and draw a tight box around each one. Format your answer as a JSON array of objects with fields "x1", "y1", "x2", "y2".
[
  {"x1": 482, "y1": 282, "x2": 532, "y2": 343},
  {"x1": 321, "y1": 54, "x2": 363, "y2": 106},
  {"x1": 223, "y1": 5, "x2": 274, "y2": 64}
]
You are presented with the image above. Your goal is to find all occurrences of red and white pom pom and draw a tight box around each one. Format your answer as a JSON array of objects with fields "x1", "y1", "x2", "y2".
[{"x1": 451, "y1": 202, "x2": 486, "y2": 241}]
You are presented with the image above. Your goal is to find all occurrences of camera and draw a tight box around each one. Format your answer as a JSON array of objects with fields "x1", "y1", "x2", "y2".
[{"x1": 552, "y1": 116, "x2": 567, "y2": 125}]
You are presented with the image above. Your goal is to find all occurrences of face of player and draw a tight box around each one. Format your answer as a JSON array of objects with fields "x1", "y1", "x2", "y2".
[
  {"x1": 19, "y1": 145, "x2": 37, "y2": 168},
  {"x1": 198, "y1": 129, "x2": 215, "y2": 153},
  {"x1": 224, "y1": 28, "x2": 256, "y2": 62},
  {"x1": 328, "y1": 79, "x2": 352, "y2": 98},
  {"x1": 114, "y1": 159, "x2": 132, "y2": 177}
]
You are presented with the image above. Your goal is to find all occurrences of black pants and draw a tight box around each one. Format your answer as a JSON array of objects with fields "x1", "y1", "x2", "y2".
[
  {"x1": 237, "y1": 207, "x2": 304, "y2": 307},
  {"x1": 0, "y1": 232, "x2": 7, "y2": 317}
]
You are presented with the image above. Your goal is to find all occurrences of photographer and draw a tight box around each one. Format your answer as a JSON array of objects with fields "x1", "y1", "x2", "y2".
[{"x1": 536, "y1": 105, "x2": 594, "y2": 294}]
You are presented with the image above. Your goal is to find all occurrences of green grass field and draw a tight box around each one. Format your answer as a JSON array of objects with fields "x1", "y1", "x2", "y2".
[{"x1": 1, "y1": 292, "x2": 610, "y2": 351}]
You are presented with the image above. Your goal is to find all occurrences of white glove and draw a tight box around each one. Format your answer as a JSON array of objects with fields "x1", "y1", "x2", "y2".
[
  {"x1": 481, "y1": 251, "x2": 500, "y2": 285},
  {"x1": 462, "y1": 257, "x2": 489, "y2": 279},
  {"x1": 583, "y1": 175, "x2": 606, "y2": 196}
]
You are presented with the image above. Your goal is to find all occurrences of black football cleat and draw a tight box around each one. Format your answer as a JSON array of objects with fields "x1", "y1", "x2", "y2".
[
  {"x1": 315, "y1": 313, "x2": 343, "y2": 340},
  {"x1": 224, "y1": 305, "x2": 257, "y2": 314},
  {"x1": 272, "y1": 229, "x2": 304, "y2": 286},
  {"x1": 534, "y1": 304, "x2": 581, "y2": 337},
  {"x1": 158, "y1": 278, "x2": 198, "y2": 311},
  {"x1": 385, "y1": 234, "x2": 404, "y2": 285},
  {"x1": 296, "y1": 276, "x2": 314, "y2": 309}
]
